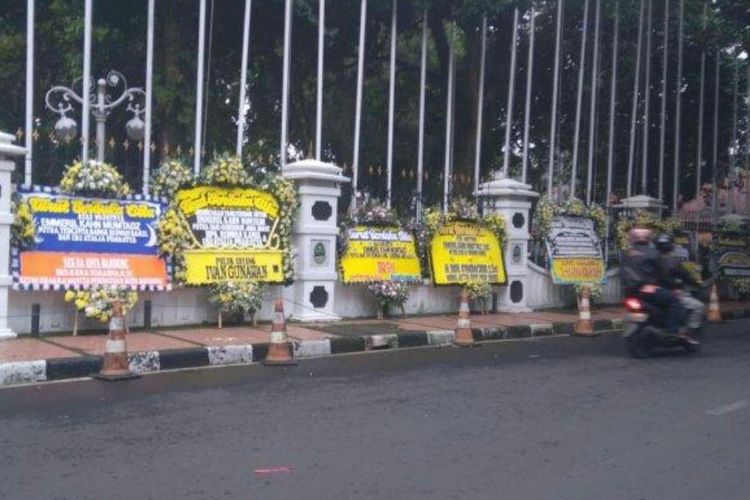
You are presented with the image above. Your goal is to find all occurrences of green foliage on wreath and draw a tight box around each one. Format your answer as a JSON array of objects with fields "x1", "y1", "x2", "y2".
[
  {"x1": 532, "y1": 196, "x2": 606, "y2": 242},
  {"x1": 411, "y1": 197, "x2": 507, "y2": 280},
  {"x1": 208, "y1": 281, "x2": 266, "y2": 316},
  {"x1": 11, "y1": 198, "x2": 35, "y2": 250},
  {"x1": 615, "y1": 211, "x2": 682, "y2": 251},
  {"x1": 59, "y1": 160, "x2": 131, "y2": 198},
  {"x1": 150, "y1": 158, "x2": 193, "y2": 199},
  {"x1": 155, "y1": 153, "x2": 299, "y2": 293}
]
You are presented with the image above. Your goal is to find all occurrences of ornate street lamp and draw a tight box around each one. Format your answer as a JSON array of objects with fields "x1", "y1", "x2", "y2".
[{"x1": 45, "y1": 70, "x2": 146, "y2": 163}]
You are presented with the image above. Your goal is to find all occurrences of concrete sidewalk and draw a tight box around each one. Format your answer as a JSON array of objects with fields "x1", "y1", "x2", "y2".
[{"x1": 2, "y1": 302, "x2": 749, "y2": 387}]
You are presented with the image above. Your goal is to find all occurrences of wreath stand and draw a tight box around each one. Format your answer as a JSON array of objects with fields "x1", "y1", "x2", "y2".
[
  {"x1": 376, "y1": 303, "x2": 406, "y2": 320},
  {"x1": 217, "y1": 309, "x2": 258, "y2": 329},
  {"x1": 376, "y1": 303, "x2": 386, "y2": 320},
  {"x1": 73, "y1": 308, "x2": 79, "y2": 336}
]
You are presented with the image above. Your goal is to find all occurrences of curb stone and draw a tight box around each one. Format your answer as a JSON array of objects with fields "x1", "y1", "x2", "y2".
[
  {"x1": 2, "y1": 309, "x2": 749, "y2": 387},
  {"x1": 0, "y1": 360, "x2": 46, "y2": 386},
  {"x1": 207, "y1": 345, "x2": 254, "y2": 365},
  {"x1": 530, "y1": 323, "x2": 555, "y2": 336},
  {"x1": 46, "y1": 356, "x2": 101, "y2": 381}
]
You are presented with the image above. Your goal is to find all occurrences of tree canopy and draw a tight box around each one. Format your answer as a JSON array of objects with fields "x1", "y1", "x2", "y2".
[{"x1": 1, "y1": 0, "x2": 749, "y2": 212}]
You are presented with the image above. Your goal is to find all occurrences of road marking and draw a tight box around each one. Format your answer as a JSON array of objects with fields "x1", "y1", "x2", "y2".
[
  {"x1": 706, "y1": 400, "x2": 749, "y2": 416},
  {"x1": 254, "y1": 466, "x2": 292, "y2": 475}
]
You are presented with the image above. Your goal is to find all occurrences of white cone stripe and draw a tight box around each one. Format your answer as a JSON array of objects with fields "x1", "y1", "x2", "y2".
[
  {"x1": 457, "y1": 319, "x2": 471, "y2": 328},
  {"x1": 580, "y1": 311, "x2": 591, "y2": 320},
  {"x1": 459, "y1": 303, "x2": 470, "y2": 313},
  {"x1": 109, "y1": 317, "x2": 124, "y2": 332},
  {"x1": 270, "y1": 331, "x2": 286, "y2": 343},
  {"x1": 106, "y1": 340, "x2": 126, "y2": 353}
]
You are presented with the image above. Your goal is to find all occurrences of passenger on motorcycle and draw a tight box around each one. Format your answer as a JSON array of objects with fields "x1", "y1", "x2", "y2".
[
  {"x1": 655, "y1": 233, "x2": 703, "y2": 345},
  {"x1": 620, "y1": 227, "x2": 681, "y2": 334}
]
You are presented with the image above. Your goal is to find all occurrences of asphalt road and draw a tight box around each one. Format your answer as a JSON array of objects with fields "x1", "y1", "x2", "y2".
[{"x1": 1, "y1": 324, "x2": 749, "y2": 500}]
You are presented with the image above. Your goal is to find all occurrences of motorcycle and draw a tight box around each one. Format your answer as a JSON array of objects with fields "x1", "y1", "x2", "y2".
[{"x1": 622, "y1": 293, "x2": 703, "y2": 358}]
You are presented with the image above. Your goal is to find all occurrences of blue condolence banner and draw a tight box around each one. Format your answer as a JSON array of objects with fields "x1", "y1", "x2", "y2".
[{"x1": 19, "y1": 190, "x2": 163, "y2": 256}]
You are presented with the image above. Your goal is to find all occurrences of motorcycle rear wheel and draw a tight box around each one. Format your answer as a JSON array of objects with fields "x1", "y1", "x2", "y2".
[{"x1": 625, "y1": 327, "x2": 654, "y2": 359}]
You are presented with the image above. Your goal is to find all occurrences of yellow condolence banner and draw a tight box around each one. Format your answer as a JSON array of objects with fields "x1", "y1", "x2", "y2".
[
  {"x1": 175, "y1": 185, "x2": 279, "y2": 219},
  {"x1": 430, "y1": 221, "x2": 506, "y2": 285},
  {"x1": 550, "y1": 258, "x2": 605, "y2": 284},
  {"x1": 340, "y1": 225, "x2": 421, "y2": 283},
  {"x1": 184, "y1": 250, "x2": 284, "y2": 284}
]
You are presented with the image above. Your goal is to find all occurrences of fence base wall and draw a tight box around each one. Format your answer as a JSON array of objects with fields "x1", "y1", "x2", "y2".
[{"x1": 7, "y1": 264, "x2": 624, "y2": 335}]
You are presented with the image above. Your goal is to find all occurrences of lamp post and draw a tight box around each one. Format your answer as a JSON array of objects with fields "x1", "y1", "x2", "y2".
[{"x1": 45, "y1": 70, "x2": 146, "y2": 163}]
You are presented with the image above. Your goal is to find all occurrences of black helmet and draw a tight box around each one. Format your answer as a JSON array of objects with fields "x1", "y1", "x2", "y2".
[{"x1": 655, "y1": 233, "x2": 674, "y2": 252}]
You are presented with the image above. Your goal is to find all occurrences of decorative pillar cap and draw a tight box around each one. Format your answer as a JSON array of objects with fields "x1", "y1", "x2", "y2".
[
  {"x1": 475, "y1": 170, "x2": 539, "y2": 200},
  {"x1": 718, "y1": 213, "x2": 750, "y2": 224},
  {"x1": 0, "y1": 132, "x2": 26, "y2": 158},
  {"x1": 282, "y1": 158, "x2": 350, "y2": 184},
  {"x1": 615, "y1": 195, "x2": 664, "y2": 211}
]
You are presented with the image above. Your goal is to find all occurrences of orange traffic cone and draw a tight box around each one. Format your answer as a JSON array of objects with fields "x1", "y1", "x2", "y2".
[
  {"x1": 454, "y1": 288, "x2": 474, "y2": 347},
  {"x1": 708, "y1": 283, "x2": 722, "y2": 322},
  {"x1": 263, "y1": 297, "x2": 297, "y2": 366},
  {"x1": 94, "y1": 301, "x2": 138, "y2": 381},
  {"x1": 574, "y1": 285, "x2": 595, "y2": 336}
]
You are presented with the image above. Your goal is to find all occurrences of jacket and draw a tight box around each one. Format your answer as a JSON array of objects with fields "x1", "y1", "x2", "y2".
[
  {"x1": 658, "y1": 254, "x2": 700, "y2": 290},
  {"x1": 621, "y1": 242, "x2": 660, "y2": 295}
]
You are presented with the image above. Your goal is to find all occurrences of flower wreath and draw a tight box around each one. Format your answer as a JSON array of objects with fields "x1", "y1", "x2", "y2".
[
  {"x1": 532, "y1": 196, "x2": 607, "y2": 243},
  {"x1": 465, "y1": 281, "x2": 493, "y2": 301},
  {"x1": 155, "y1": 154, "x2": 298, "y2": 317},
  {"x1": 574, "y1": 282, "x2": 604, "y2": 299},
  {"x1": 150, "y1": 158, "x2": 193, "y2": 199},
  {"x1": 412, "y1": 197, "x2": 507, "y2": 282},
  {"x1": 716, "y1": 215, "x2": 750, "y2": 294},
  {"x1": 11, "y1": 198, "x2": 35, "y2": 250},
  {"x1": 731, "y1": 277, "x2": 750, "y2": 296},
  {"x1": 338, "y1": 199, "x2": 416, "y2": 313},
  {"x1": 614, "y1": 210, "x2": 681, "y2": 251},
  {"x1": 28, "y1": 160, "x2": 139, "y2": 323},
  {"x1": 59, "y1": 159, "x2": 132, "y2": 198},
  {"x1": 208, "y1": 280, "x2": 266, "y2": 323},
  {"x1": 64, "y1": 287, "x2": 139, "y2": 323}
]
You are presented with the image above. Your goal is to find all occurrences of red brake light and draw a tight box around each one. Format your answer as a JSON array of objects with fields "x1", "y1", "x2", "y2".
[{"x1": 624, "y1": 297, "x2": 642, "y2": 311}]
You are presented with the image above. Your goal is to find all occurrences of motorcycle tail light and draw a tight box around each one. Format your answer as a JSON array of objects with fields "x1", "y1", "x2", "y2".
[{"x1": 624, "y1": 297, "x2": 642, "y2": 312}]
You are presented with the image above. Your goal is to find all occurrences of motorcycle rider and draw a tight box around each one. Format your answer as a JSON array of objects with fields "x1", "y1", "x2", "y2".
[
  {"x1": 621, "y1": 227, "x2": 681, "y2": 334},
  {"x1": 655, "y1": 233, "x2": 703, "y2": 345}
]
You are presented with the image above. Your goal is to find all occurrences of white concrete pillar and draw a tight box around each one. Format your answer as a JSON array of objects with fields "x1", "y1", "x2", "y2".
[
  {"x1": 477, "y1": 171, "x2": 539, "y2": 312},
  {"x1": 282, "y1": 159, "x2": 349, "y2": 321},
  {"x1": 0, "y1": 132, "x2": 25, "y2": 339}
]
